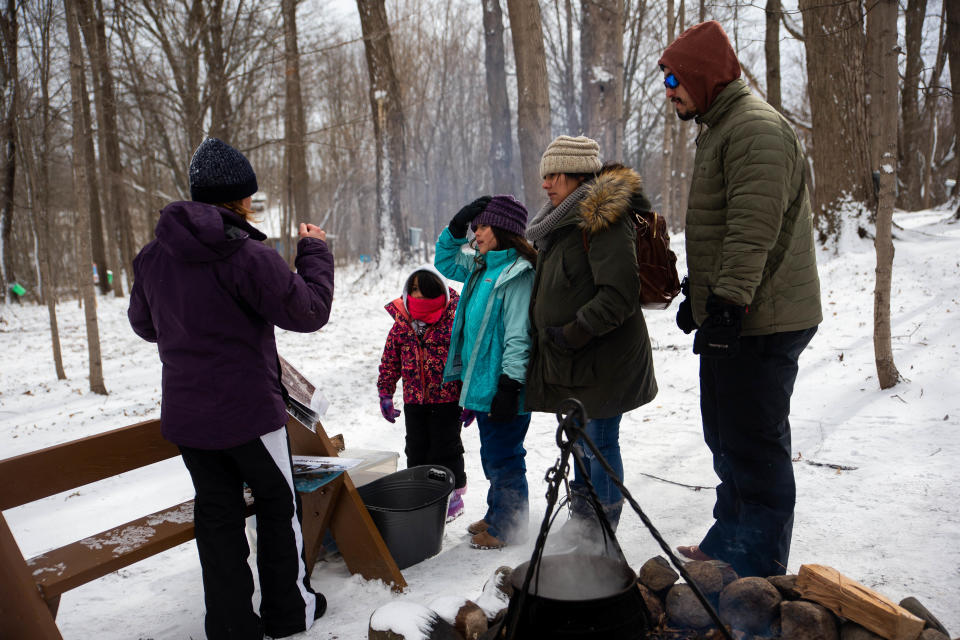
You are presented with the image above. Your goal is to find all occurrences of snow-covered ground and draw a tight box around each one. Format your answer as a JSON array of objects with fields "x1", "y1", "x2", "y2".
[{"x1": 2, "y1": 207, "x2": 958, "y2": 639}]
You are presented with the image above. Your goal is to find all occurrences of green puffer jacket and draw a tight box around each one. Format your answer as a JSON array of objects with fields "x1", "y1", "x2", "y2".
[
  {"x1": 525, "y1": 165, "x2": 658, "y2": 419},
  {"x1": 686, "y1": 78, "x2": 822, "y2": 335}
]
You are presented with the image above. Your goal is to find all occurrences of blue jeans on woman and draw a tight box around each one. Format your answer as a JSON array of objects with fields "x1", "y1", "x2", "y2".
[
  {"x1": 476, "y1": 412, "x2": 531, "y2": 543},
  {"x1": 570, "y1": 414, "x2": 625, "y2": 526}
]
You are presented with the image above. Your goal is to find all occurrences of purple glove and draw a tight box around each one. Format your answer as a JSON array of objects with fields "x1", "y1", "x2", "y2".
[
  {"x1": 459, "y1": 408, "x2": 476, "y2": 428},
  {"x1": 379, "y1": 396, "x2": 401, "y2": 423}
]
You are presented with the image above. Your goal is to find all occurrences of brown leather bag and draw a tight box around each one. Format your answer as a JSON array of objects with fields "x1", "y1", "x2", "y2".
[
  {"x1": 581, "y1": 209, "x2": 682, "y2": 310},
  {"x1": 633, "y1": 209, "x2": 681, "y2": 309}
]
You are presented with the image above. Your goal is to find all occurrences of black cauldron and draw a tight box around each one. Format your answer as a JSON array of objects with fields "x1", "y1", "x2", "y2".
[{"x1": 500, "y1": 554, "x2": 651, "y2": 639}]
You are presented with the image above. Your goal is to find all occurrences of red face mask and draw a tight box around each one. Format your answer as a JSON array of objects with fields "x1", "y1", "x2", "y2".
[{"x1": 407, "y1": 295, "x2": 445, "y2": 324}]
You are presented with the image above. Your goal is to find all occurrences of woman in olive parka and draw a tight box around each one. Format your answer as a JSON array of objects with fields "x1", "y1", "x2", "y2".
[{"x1": 525, "y1": 135, "x2": 657, "y2": 538}]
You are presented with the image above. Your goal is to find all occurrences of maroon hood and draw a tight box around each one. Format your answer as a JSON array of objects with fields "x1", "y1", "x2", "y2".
[{"x1": 658, "y1": 20, "x2": 741, "y2": 115}]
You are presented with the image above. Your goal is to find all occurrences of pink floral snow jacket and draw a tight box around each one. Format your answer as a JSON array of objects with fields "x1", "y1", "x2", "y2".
[{"x1": 377, "y1": 288, "x2": 462, "y2": 405}]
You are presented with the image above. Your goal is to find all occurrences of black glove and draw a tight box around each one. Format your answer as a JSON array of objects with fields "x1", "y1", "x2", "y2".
[
  {"x1": 546, "y1": 320, "x2": 592, "y2": 351},
  {"x1": 693, "y1": 294, "x2": 746, "y2": 358},
  {"x1": 488, "y1": 374, "x2": 522, "y2": 422},
  {"x1": 676, "y1": 277, "x2": 697, "y2": 334},
  {"x1": 449, "y1": 196, "x2": 492, "y2": 238}
]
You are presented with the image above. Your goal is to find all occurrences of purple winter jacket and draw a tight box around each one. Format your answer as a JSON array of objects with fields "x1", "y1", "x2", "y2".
[{"x1": 128, "y1": 201, "x2": 334, "y2": 449}]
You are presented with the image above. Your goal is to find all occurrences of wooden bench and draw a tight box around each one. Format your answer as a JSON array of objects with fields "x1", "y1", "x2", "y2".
[{"x1": 0, "y1": 415, "x2": 405, "y2": 640}]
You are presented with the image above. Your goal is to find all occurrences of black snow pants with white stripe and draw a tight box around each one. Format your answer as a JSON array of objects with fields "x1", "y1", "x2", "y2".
[{"x1": 179, "y1": 426, "x2": 318, "y2": 640}]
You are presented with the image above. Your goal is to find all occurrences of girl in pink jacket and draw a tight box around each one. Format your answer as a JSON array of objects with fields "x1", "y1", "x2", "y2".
[{"x1": 377, "y1": 264, "x2": 466, "y2": 521}]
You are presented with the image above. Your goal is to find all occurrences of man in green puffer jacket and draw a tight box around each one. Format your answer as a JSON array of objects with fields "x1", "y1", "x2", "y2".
[{"x1": 659, "y1": 20, "x2": 822, "y2": 578}]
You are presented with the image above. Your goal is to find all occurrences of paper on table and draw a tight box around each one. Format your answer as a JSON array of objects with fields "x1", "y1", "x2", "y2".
[{"x1": 291, "y1": 455, "x2": 363, "y2": 475}]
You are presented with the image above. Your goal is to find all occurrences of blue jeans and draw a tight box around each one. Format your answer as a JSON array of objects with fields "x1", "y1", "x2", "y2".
[
  {"x1": 571, "y1": 414, "x2": 624, "y2": 510},
  {"x1": 476, "y1": 412, "x2": 531, "y2": 543}
]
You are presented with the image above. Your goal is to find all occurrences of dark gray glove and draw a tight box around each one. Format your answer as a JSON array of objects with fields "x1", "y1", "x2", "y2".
[
  {"x1": 489, "y1": 374, "x2": 522, "y2": 422},
  {"x1": 676, "y1": 277, "x2": 697, "y2": 334},
  {"x1": 692, "y1": 294, "x2": 746, "y2": 358},
  {"x1": 449, "y1": 196, "x2": 492, "y2": 238}
]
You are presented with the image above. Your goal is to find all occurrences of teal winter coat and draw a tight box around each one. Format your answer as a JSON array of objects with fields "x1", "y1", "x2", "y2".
[{"x1": 434, "y1": 228, "x2": 534, "y2": 413}]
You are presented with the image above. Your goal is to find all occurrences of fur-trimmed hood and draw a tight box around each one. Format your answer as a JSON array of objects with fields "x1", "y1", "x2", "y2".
[{"x1": 578, "y1": 164, "x2": 648, "y2": 235}]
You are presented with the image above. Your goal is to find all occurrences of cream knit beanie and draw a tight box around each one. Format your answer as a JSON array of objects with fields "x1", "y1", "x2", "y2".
[{"x1": 539, "y1": 135, "x2": 602, "y2": 178}]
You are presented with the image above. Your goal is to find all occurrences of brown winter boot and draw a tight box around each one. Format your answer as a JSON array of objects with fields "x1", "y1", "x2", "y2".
[
  {"x1": 467, "y1": 519, "x2": 489, "y2": 535},
  {"x1": 470, "y1": 530, "x2": 507, "y2": 550}
]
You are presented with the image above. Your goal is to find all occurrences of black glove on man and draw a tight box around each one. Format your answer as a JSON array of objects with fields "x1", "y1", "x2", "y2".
[
  {"x1": 692, "y1": 294, "x2": 746, "y2": 358},
  {"x1": 675, "y1": 276, "x2": 697, "y2": 334},
  {"x1": 489, "y1": 374, "x2": 522, "y2": 422},
  {"x1": 449, "y1": 196, "x2": 492, "y2": 238}
]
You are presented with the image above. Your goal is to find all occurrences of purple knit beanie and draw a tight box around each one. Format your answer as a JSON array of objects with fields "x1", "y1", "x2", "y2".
[{"x1": 471, "y1": 194, "x2": 528, "y2": 237}]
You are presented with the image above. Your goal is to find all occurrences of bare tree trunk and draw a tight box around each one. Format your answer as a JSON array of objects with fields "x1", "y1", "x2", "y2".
[
  {"x1": 70, "y1": 2, "x2": 110, "y2": 296},
  {"x1": 622, "y1": 0, "x2": 649, "y2": 167},
  {"x1": 21, "y1": 0, "x2": 65, "y2": 377},
  {"x1": 356, "y1": 0, "x2": 409, "y2": 261},
  {"x1": 65, "y1": 0, "x2": 107, "y2": 395},
  {"x1": 897, "y1": 0, "x2": 927, "y2": 210},
  {"x1": 869, "y1": 0, "x2": 900, "y2": 389},
  {"x1": 921, "y1": 4, "x2": 948, "y2": 209},
  {"x1": 580, "y1": 0, "x2": 624, "y2": 161},
  {"x1": 481, "y1": 0, "x2": 515, "y2": 194},
  {"x1": 945, "y1": 0, "x2": 959, "y2": 202},
  {"x1": 506, "y1": 0, "x2": 552, "y2": 207},
  {"x1": 77, "y1": 0, "x2": 127, "y2": 297},
  {"x1": 765, "y1": 0, "x2": 781, "y2": 113},
  {"x1": 77, "y1": 49, "x2": 111, "y2": 296},
  {"x1": 203, "y1": 0, "x2": 231, "y2": 141},
  {"x1": 662, "y1": 0, "x2": 675, "y2": 222},
  {"x1": 0, "y1": 0, "x2": 16, "y2": 302},
  {"x1": 562, "y1": 0, "x2": 577, "y2": 134},
  {"x1": 95, "y1": 0, "x2": 133, "y2": 294},
  {"x1": 282, "y1": 0, "x2": 310, "y2": 264},
  {"x1": 800, "y1": 0, "x2": 872, "y2": 240}
]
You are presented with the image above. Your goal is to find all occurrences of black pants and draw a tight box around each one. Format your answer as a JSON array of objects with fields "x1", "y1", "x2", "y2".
[
  {"x1": 698, "y1": 327, "x2": 816, "y2": 578},
  {"x1": 403, "y1": 402, "x2": 466, "y2": 488},
  {"x1": 179, "y1": 427, "x2": 318, "y2": 640}
]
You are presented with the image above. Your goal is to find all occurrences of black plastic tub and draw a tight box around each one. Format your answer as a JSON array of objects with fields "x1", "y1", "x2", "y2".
[{"x1": 356, "y1": 465, "x2": 455, "y2": 569}]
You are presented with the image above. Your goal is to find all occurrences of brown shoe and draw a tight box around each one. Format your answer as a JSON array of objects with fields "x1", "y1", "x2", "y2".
[
  {"x1": 677, "y1": 544, "x2": 714, "y2": 562},
  {"x1": 470, "y1": 530, "x2": 507, "y2": 550},
  {"x1": 467, "y1": 519, "x2": 489, "y2": 535}
]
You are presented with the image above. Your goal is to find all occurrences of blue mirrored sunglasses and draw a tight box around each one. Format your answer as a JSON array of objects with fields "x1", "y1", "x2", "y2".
[{"x1": 664, "y1": 73, "x2": 679, "y2": 89}]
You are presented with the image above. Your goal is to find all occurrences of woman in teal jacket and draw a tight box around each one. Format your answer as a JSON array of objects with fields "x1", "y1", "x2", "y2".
[{"x1": 434, "y1": 194, "x2": 535, "y2": 550}]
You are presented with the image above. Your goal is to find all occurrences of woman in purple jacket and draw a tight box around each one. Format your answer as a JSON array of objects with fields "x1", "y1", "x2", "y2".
[{"x1": 128, "y1": 138, "x2": 334, "y2": 640}]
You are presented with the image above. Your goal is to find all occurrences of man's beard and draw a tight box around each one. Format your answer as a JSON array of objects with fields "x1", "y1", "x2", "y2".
[{"x1": 676, "y1": 106, "x2": 697, "y2": 121}]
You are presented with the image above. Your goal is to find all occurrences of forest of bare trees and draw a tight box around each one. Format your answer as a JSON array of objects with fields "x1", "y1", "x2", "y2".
[{"x1": 0, "y1": 0, "x2": 957, "y2": 391}]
